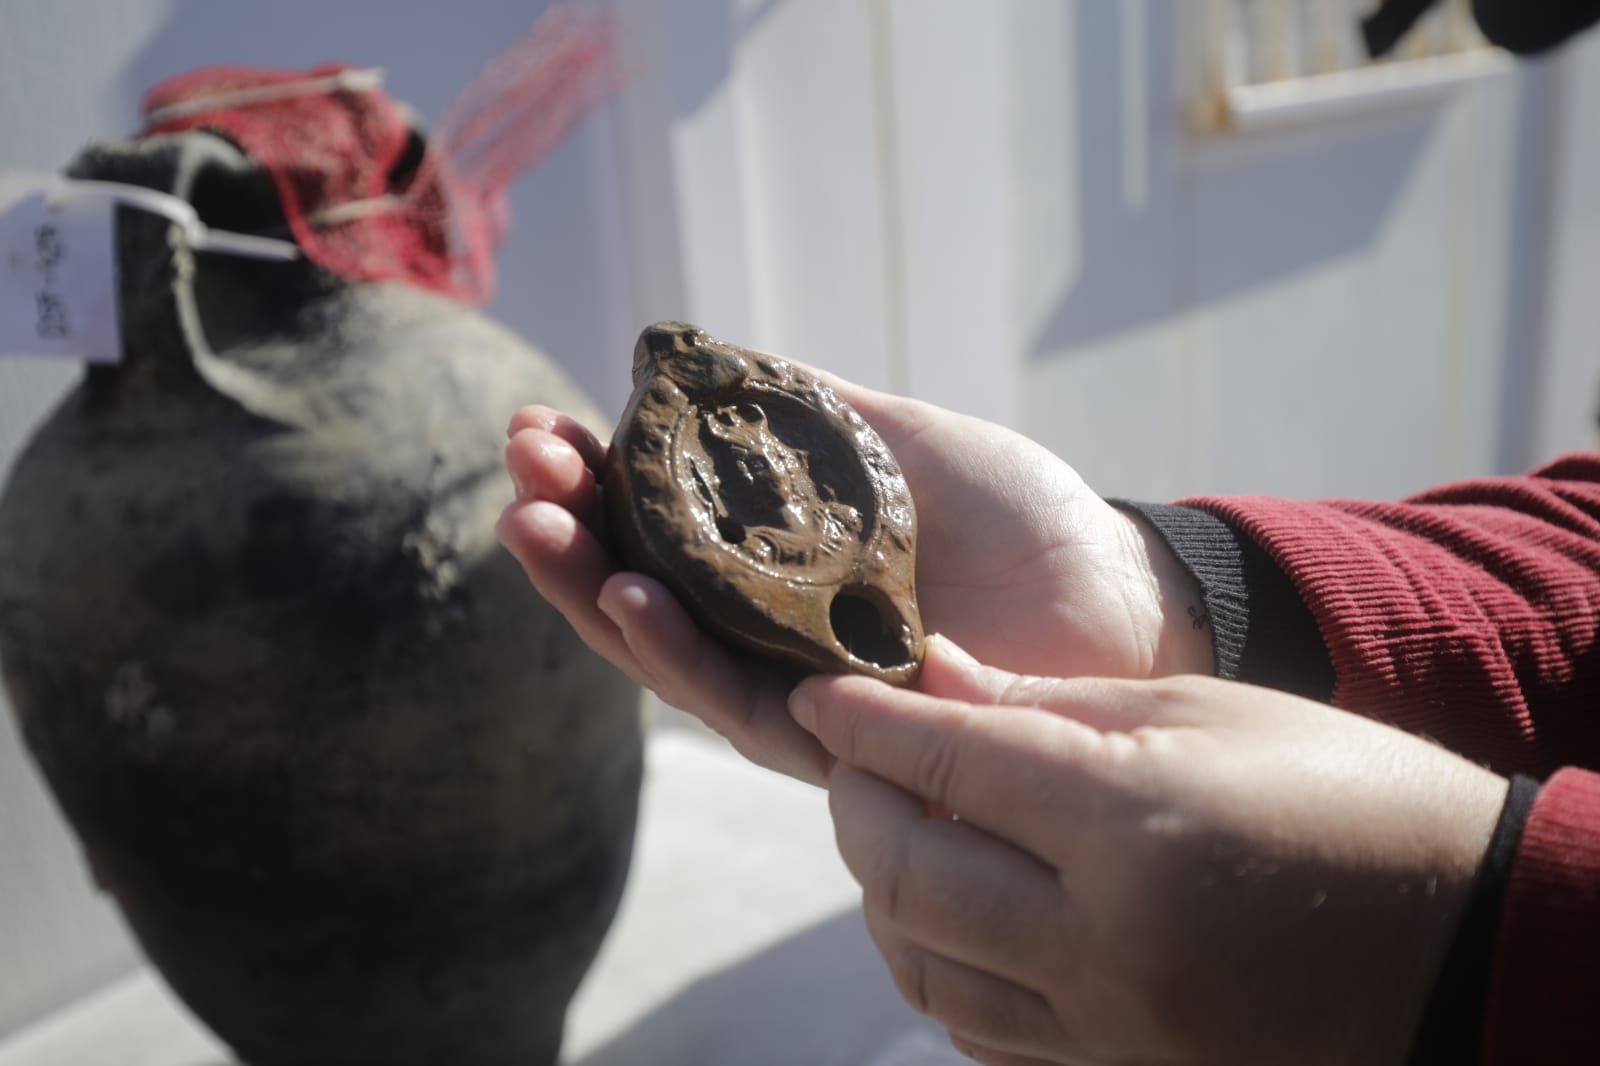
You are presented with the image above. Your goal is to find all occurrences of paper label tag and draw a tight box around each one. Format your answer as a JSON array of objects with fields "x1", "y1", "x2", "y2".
[{"x1": 0, "y1": 173, "x2": 123, "y2": 365}]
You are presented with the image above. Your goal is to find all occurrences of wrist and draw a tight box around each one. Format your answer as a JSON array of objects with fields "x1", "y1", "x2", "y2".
[
  {"x1": 1403, "y1": 771, "x2": 1531, "y2": 1066},
  {"x1": 1119, "y1": 510, "x2": 1215, "y2": 677}
]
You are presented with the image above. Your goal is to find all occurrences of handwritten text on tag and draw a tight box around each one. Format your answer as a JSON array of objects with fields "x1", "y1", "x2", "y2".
[{"x1": 0, "y1": 177, "x2": 123, "y2": 365}]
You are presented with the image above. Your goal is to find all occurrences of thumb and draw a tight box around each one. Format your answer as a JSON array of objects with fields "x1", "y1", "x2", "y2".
[
  {"x1": 918, "y1": 633, "x2": 1063, "y2": 706},
  {"x1": 916, "y1": 633, "x2": 1165, "y2": 735}
]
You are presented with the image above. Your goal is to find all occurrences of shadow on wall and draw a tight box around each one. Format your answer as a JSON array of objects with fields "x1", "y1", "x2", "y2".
[
  {"x1": 1028, "y1": 3, "x2": 1439, "y2": 360},
  {"x1": 652, "y1": 0, "x2": 787, "y2": 119},
  {"x1": 574, "y1": 909, "x2": 946, "y2": 1066}
]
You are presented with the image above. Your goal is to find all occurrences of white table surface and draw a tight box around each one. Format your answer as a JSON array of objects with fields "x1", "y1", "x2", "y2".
[{"x1": 0, "y1": 731, "x2": 966, "y2": 1066}]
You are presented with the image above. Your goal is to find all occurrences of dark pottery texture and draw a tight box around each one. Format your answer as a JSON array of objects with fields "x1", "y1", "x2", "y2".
[
  {"x1": 606, "y1": 322, "x2": 924, "y2": 685},
  {"x1": 0, "y1": 131, "x2": 642, "y2": 1066}
]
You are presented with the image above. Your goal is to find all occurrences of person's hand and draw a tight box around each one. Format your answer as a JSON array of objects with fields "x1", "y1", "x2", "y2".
[
  {"x1": 790, "y1": 637, "x2": 1508, "y2": 1065},
  {"x1": 496, "y1": 373, "x2": 1210, "y2": 783}
]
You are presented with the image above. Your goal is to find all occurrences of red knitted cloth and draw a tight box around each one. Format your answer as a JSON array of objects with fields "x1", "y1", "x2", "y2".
[
  {"x1": 1186, "y1": 454, "x2": 1600, "y2": 776},
  {"x1": 1185, "y1": 453, "x2": 1600, "y2": 1064},
  {"x1": 138, "y1": 6, "x2": 618, "y2": 304},
  {"x1": 1484, "y1": 767, "x2": 1600, "y2": 1066}
]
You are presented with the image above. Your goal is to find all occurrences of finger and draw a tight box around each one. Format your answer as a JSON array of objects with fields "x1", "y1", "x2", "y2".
[
  {"x1": 506, "y1": 405, "x2": 609, "y2": 471},
  {"x1": 505, "y1": 427, "x2": 601, "y2": 524},
  {"x1": 863, "y1": 909, "x2": 1069, "y2": 1061},
  {"x1": 830, "y1": 764, "x2": 1068, "y2": 986},
  {"x1": 916, "y1": 634, "x2": 1090, "y2": 714},
  {"x1": 916, "y1": 633, "x2": 1007, "y2": 701},
  {"x1": 495, "y1": 500, "x2": 657, "y2": 691},
  {"x1": 918, "y1": 635, "x2": 1167, "y2": 735},
  {"x1": 597, "y1": 572, "x2": 831, "y2": 785},
  {"x1": 791, "y1": 675, "x2": 1109, "y2": 861},
  {"x1": 948, "y1": 1036, "x2": 1072, "y2": 1066}
]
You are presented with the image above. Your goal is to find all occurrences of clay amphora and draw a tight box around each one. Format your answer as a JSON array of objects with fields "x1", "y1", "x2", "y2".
[{"x1": 0, "y1": 130, "x2": 641, "y2": 1066}]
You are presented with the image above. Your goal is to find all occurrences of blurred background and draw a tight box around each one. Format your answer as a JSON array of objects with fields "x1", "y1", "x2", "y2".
[{"x1": 2, "y1": 0, "x2": 1597, "y2": 1062}]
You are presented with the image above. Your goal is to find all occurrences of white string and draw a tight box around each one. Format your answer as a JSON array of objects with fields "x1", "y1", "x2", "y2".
[
  {"x1": 305, "y1": 193, "x2": 403, "y2": 228},
  {"x1": 9, "y1": 169, "x2": 403, "y2": 263},
  {"x1": 130, "y1": 68, "x2": 401, "y2": 251},
  {"x1": 36, "y1": 175, "x2": 301, "y2": 262},
  {"x1": 141, "y1": 67, "x2": 386, "y2": 127}
]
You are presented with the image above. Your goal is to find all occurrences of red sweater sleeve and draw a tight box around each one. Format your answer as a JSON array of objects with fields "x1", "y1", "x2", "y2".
[
  {"x1": 1181, "y1": 453, "x2": 1600, "y2": 776},
  {"x1": 1483, "y1": 767, "x2": 1600, "y2": 1065},
  {"x1": 1182, "y1": 454, "x2": 1600, "y2": 1065}
]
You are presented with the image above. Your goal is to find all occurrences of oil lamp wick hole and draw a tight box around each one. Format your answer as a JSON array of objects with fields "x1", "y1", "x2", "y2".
[{"x1": 829, "y1": 587, "x2": 912, "y2": 669}]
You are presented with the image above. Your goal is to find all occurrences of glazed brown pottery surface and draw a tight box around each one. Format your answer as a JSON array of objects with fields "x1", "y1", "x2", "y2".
[{"x1": 606, "y1": 322, "x2": 925, "y2": 684}]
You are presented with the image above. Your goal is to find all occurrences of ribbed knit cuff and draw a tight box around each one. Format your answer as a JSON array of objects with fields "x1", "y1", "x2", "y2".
[
  {"x1": 1112, "y1": 502, "x2": 1248, "y2": 679},
  {"x1": 1112, "y1": 501, "x2": 1333, "y2": 702},
  {"x1": 1172, "y1": 493, "x2": 1547, "y2": 764},
  {"x1": 1483, "y1": 767, "x2": 1600, "y2": 1065}
]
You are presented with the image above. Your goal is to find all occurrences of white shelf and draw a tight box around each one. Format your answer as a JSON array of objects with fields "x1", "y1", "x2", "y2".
[{"x1": 1203, "y1": 48, "x2": 1517, "y2": 134}]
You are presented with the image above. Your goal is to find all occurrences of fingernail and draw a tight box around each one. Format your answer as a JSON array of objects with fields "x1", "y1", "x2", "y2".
[
  {"x1": 928, "y1": 633, "x2": 978, "y2": 665},
  {"x1": 596, "y1": 588, "x2": 622, "y2": 627},
  {"x1": 510, "y1": 470, "x2": 533, "y2": 500},
  {"x1": 788, "y1": 683, "x2": 818, "y2": 733}
]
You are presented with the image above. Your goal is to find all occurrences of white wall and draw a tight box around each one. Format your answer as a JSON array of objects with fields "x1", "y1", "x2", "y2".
[
  {"x1": 637, "y1": 0, "x2": 1598, "y2": 503},
  {"x1": 4, "y1": 0, "x2": 1599, "y2": 1040},
  {"x1": 889, "y1": 0, "x2": 1583, "y2": 502},
  {"x1": 0, "y1": 2, "x2": 174, "y2": 1035},
  {"x1": 1018, "y1": 2, "x2": 1520, "y2": 502},
  {"x1": 611, "y1": 0, "x2": 903, "y2": 393},
  {"x1": 1533, "y1": 32, "x2": 1600, "y2": 465}
]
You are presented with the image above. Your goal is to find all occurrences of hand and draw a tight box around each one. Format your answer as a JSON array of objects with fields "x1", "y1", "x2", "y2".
[
  {"x1": 496, "y1": 373, "x2": 1211, "y2": 783},
  {"x1": 790, "y1": 638, "x2": 1508, "y2": 1065}
]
